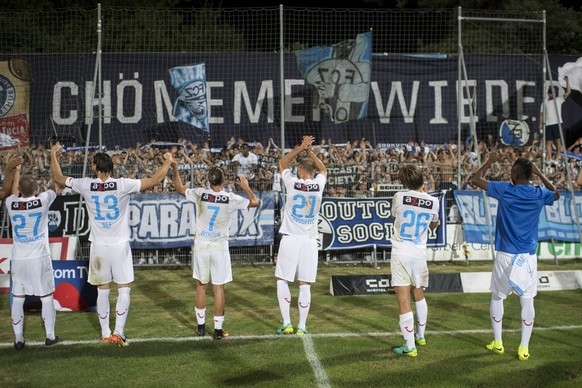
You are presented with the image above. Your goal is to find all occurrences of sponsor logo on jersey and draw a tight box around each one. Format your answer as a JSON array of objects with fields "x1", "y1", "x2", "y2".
[
  {"x1": 201, "y1": 192, "x2": 229, "y2": 204},
  {"x1": 403, "y1": 195, "x2": 433, "y2": 209},
  {"x1": 90, "y1": 181, "x2": 118, "y2": 191},
  {"x1": 294, "y1": 182, "x2": 320, "y2": 192},
  {"x1": 11, "y1": 199, "x2": 42, "y2": 211}
]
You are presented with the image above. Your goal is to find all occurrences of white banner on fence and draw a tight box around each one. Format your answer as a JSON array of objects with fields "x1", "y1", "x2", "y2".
[
  {"x1": 460, "y1": 271, "x2": 582, "y2": 293},
  {"x1": 428, "y1": 225, "x2": 581, "y2": 262}
]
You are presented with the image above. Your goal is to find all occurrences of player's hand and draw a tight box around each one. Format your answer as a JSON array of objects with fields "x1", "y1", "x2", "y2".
[
  {"x1": 7, "y1": 155, "x2": 23, "y2": 170},
  {"x1": 163, "y1": 152, "x2": 174, "y2": 164},
  {"x1": 236, "y1": 176, "x2": 249, "y2": 189},
  {"x1": 487, "y1": 151, "x2": 500, "y2": 163},
  {"x1": 301, "y1": 135, "x2": 314, "y2": 150},
  {"x1": 51, "y1": 144, "x2": 63, "y2": 158},
  {"x1": 531, "y1": 162, "x2": 543, "y2": 177}
]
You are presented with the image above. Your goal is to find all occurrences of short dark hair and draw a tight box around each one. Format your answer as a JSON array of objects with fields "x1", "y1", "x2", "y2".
[
  {"x1": 398, "y1": 164, "x2": 424, "y2": 190},
  {"x1": 512, "y1": 158, "x2": 533, "y2": 180},
  {"x1": 547, "y1": 86, "x2": 558, "y2": 96},
  {"x1": 93, "y1": 153, "x2": 113, "y2": 175}
]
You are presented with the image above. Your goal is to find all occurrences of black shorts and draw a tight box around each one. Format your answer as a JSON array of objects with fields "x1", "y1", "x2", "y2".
[{"x1": 546, "y1": 124, "x2": 561, "y2": 141}]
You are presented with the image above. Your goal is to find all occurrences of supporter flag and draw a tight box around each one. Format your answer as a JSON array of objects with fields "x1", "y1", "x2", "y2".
[
  {"x1": 295, "y1": 32, "x2": 372, "y2": 124},
  {"x1": 558, "y1": 57, "x2": 582, "y2": 110},
  {"x1": 168, "y1": 63, "x2": 209, "y2": 132}
]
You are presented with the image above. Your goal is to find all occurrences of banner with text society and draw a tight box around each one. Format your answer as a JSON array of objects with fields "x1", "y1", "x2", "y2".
[{"x1": 318, "y1": 192, "x2": 446, "y2": 250}]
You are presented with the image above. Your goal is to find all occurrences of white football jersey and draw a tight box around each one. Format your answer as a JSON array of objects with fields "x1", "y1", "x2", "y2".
[
  {"x1": 232, "y1": 152, "x2": 258, "y2": 177},
  {"x1": 185, "y1": 188, "x2": 250, "y2": 250},
  {"x1": 390, "y1": 190, "x2": 439, "y2": 256},
  {"x1": 540, "y1": 95, "x2": 565, "y2": 126},
  {"x1": 6, "y1": 190, "x2": 57, "y2": 260},
  {"x1": 279, "y1": 169, "x2": 326, "y2": 239},
  {"x1": 67, "y1": 177, "x2": 141, "y2": 245}
]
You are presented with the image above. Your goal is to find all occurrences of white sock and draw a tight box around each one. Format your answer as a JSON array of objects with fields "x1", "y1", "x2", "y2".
[
  {"x1": 11, "y1": 296, "x2": 25, "y2": 343},
  {"x1": 41, "y1": 294, "x2": 57, "y2": 340},
  {"x1": 114, "y1": 287, "x2": 131, "y2": 337},
  {"x1": 297, "y1": 284, "x2": 311, "y2": 330},
  {"x1": 214, "y1": 315, "x2": 224, "y2": 330},
  {"x1": 399, "y1": 311, "x2": 415, "y2": 349},
  {"x1": 415, "y1": 298, "x2": 428, "y2": 339},
  {"x1": 490, "y1": 295, "x2": 504, "y2": 342},
  {"x1": 97, "y1": 288, "x2": 111, "y2": 338},
  {"x1": 277, "y1": 280, "x2": 292, "y2": 325},
  {"x1": 195, "y1": 307, "x2": 206, "y2": 325},
  {"x1": 520, "y1": 297, "x2": 535, "y2": 347}
]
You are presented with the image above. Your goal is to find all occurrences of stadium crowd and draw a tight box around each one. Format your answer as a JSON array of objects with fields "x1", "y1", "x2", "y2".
[{"x1": 2, "y1": 134, "x2": 582, "y2": 206}]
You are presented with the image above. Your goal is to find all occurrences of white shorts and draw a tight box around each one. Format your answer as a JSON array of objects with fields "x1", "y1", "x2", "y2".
[
  {"x1": 193, "y1": 249, "x2": 232, "y2": 285},
  {"x1": 11, "y1": 255, "x2": 55, "y2": 296},
  {"x1": 275, "y1": 235, "x2": 318, "y2": 283},
  {"x1": 390, "y1": 252, "x2": 429, "y2": 288},
  {"x1": 491, "y1": 251, "x2": 537, "y2": 299},
  {"x1": 89, "y1": 242, "x2": 134, "y2": 286}
]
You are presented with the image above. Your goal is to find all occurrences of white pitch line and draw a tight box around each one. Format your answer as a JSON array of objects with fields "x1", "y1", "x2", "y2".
[
  {"x1": 301, "y1": 334, "x2": 331, "y2": 388},
  {"x1": 2, "y1": 324, "x2": 581, "y2": 348}
]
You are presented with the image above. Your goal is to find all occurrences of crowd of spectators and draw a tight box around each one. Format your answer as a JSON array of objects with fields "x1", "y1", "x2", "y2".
[{"x1": 2, "y1": 134, "x2": 582, "y2": 211}]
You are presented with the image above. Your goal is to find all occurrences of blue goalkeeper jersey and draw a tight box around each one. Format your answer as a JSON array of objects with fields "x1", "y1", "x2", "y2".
[{"x1": 487, "y1": 181, "x2": 555, "y2": 255}]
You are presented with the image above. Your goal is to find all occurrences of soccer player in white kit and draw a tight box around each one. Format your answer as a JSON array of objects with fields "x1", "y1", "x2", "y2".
[
  {"x1": 275, "y1": 135, "x2": 327, "y2": 336},
  {"x1": 50, "y1": 144, "x2": 174, "y2": 346},
  {"x1": 6, "y1": 162, "x2": 61, "y2": 350},
  {"x1": 172, "y1": 165, "x2": 259, "y2": 339},
  {"x1": 389, "y1": 164, "x2": 440, "y2": 357}
]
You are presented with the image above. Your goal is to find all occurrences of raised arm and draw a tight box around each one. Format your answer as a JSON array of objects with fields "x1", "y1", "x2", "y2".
[
  {"x1": 178, "y1": 147, "x2": 194, "y2": 165},
  {"x1": 279, "y1": 136, "x2": 312, "y2": 172},
  {"x1": 470, "y1": 150, "x2": 500, "y2": 191},
  {"x1": 360, "y1": 138, "x2": 368, "y2": 162},
  {"x1": 140, "y1": 152, "x2": 174, "y2": 191},
  {"x1": 172, "y1": 162, "x2": 186, "y2": 196},
  {"x1": 563, "y1": 76, "x2": 571, "y2": 100},
  {"x1": 1, "y1": 154, "x2": 24, "y2": 200},
  {"x1": 236, "y1": 176, "x2": 260, "y2": 208},
  {"x1": 307, "y1": 148, "x2": 327, "y2": 177},
  {"x1": 10, "y1": 164, "x2": 21, "y2": 196},
  {"x1": 50, "y1": 144, "x2": 69, "y2": 188},
  {"x1": 532, "y1": 161, "x2": 559, "y2": 201}
]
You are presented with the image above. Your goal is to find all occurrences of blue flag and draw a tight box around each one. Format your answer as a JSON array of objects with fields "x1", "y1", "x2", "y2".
[
  {"x1": 169, "y1": 63, "x2": 209, "y2": 132},
  {"x1": 295, "y1": 32, "x2": 372, "y2": 123}
]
